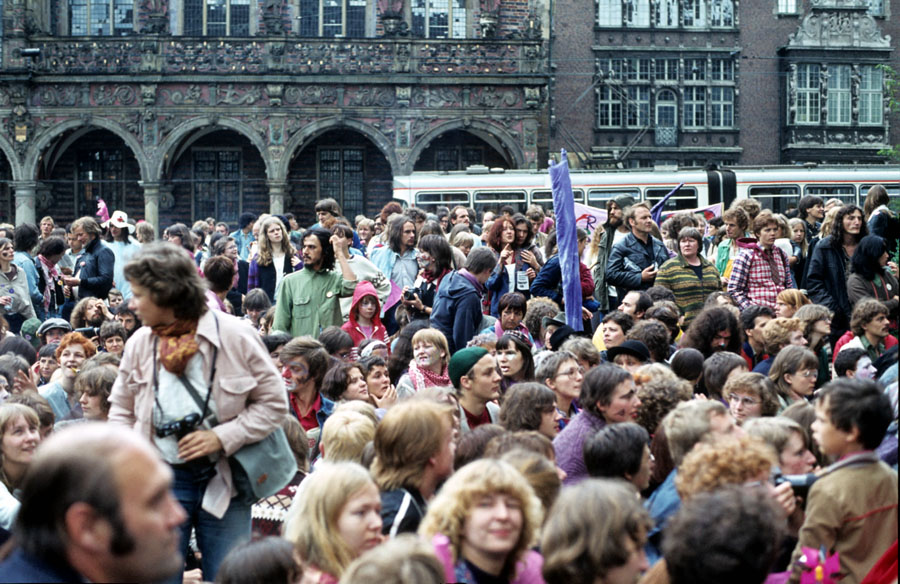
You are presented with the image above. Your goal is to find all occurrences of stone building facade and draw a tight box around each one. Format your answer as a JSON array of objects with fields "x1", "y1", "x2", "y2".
[
  {"x1": 0, "y1": 0, "x2": 550, "y2": 228},
  {"x1": 550, "y1": 0, "x2": 898, "y2": 169}
]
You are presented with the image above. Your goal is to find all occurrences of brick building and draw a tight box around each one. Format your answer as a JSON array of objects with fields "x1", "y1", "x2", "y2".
[
  {"x1": 550, "y1": 0, "x2": 898, "y2": 169},
  {"x1": 0, "y1": 0, "x2": 549, "y2": 229}
]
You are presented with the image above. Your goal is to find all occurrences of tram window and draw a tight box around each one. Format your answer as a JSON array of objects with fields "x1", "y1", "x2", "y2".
[
  {"x1": 532, "y1": 189, "x2": 584, "y2": 206},
  {"x1": 587, "y1": 188, "x2": 640, "y2": 206},
  {"x1": 861, "y1": 184, "x2": 900, "y2": 198},
  {"x1": 415, "y1": 192, "x2": 471, "y2": 212},
  {"x1": 748, "y1": 185, "x2": 800, "y2": 215},
  {"x1": 645, "y1": 187, "x2": 698, "y2": 211},
  {"x1": 805, "y1": 185, "x2": 856, "y2": 208},
  {"x1": 474, "y1": 191, "x2": 527, "y2": 215}
]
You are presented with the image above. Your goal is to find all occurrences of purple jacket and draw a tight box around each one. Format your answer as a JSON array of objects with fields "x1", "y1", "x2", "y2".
[{"x1": 553, "y1": 409, "x2": 606, "y2": 486}]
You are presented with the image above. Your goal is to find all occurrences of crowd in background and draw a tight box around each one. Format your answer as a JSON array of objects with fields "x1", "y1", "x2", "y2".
[{"x1": 0, "y1": 184, "x2": 896, "y2": 584}]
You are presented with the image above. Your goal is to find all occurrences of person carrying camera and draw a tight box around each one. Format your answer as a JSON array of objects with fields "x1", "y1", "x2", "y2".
[{"x1": 108, "y1": 241, "x2": 288, "y2": 583}]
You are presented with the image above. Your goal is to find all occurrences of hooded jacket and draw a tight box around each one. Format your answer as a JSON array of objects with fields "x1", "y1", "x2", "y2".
[
  {"x1": 342, "y1": 280, "x2": 388, "y2": 354},
  {"x1": 727, "y1": 237, "x2": 794, "y2": 310},
  {"x1": 430, "y1": 270, "x2": 485, "y2": 354}
]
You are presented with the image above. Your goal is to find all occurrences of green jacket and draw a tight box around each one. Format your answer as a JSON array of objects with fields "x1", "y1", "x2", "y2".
[
  {"x1": 715, "y1": 238, "x2": 735, "y2": 275},
  {"x1": 273, "y1": 268, "x2": 356, "y2": 337},
  {"x1": 656, "y1": 254, "x2": 722, "y2": 327}
]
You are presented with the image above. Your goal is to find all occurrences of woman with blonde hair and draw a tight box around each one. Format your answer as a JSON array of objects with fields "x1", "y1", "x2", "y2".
[
  {"x1": 396, "y1": 328, "x2": 451, "y2": 399},
  {"x1": 248, "y1": 216, "x2": 298, "y2": 302},
  {"x1": 0, "y1": 403, "x2": 41, "y2": 530},
  {"x1": 774, "y1": 288, "x2": 810, "y2": 319},
  {"x1": 419, "y1": 458, "x2": 544, "y2": 583},
  {"x1": 285, "y1": 462, "x2": 383, "y2": 583}
]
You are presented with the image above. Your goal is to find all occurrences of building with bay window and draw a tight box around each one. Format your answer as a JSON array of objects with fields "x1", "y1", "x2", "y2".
[{"x1": 551, "y1": 0, "x2": 897, "y2": 169}]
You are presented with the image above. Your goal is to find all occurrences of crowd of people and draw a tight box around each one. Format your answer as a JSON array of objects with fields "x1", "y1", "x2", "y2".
[{"x1": 0, "y1": 184, "x2": 896, "y2": 584}]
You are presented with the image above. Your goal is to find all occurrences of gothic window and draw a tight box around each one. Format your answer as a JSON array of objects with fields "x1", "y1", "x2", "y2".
[
  {"x1": 827, "y1": 65, "x2": 851, "y2": 125},
  {"x1": 686, "y1": 58, "x2": 706, "y2": 81},
  {"x1": 656, "y1": 59, "x2": 679, "y2": 81},
  {"x1": 654, "y1": 0, "x2": 678, "y2": 28},
  {"x1": 319, "y1": 148, "x2": 364, "y2": 221},
  {"x1": 683, "y1": 0, "x2": 706, "y2": 27},
  {"x1": 711, "y1": 58, "x2": 733, "y2": 81},
  {"x1": 626, "y1": 86, "x2": 650, "y2": 127},
  {"x1": 597, "y1": 0, "x2": 622, "y2": 26},
  {"x1": 623, "y1": 0, "x2": 650, "y2": 27},
  {"x1": 711, "y1": 87, "x2": 734, "y2": 127},
  {"x1": 193, "y1": 150, "x2": 242, "y2": 225},
  {"x1": 683, "y1": 87, "x2": 705, "y2": 127},
  {"x1": 183, "y1": 0, "x2": 250, "y2": 35},
  {"x1": 776, "y1": 0, "x2": 798, "y2": 14},
  {"x1": 412, "y1": 0, "x2": 466, "y2": 38},
  {"x1": 796, "y1": 64, "x2": 820, "y2": 124},
  {"x1": 859, "y1": 66, "x2": 883, "y2": 125},
  {"x1": 68, "y1": 0, "x2": 134, "y2": 35},
  {"x1": 709, "y1": 0, "x2": 733, "y2": 26},
  {"x1": 598, "y1": 86, "x2": 623, "y2": 127},
  {"x1": 77, "y1": 150, "x2": 125, "y2": 216}
]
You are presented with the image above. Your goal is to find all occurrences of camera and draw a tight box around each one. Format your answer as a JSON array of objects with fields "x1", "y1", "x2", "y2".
[
  {"x1": 404, "y1": 287, "x2": 421, "y2": 301},
  {"x1": 74, "y1": 326, "x2": 100, "y2": 337},
  {"x1": 773, "y1": 471, "x2": 819, "y2": 499},
  {"x1": 155, "y1": 413, "x2": 202, "y2": 440}
]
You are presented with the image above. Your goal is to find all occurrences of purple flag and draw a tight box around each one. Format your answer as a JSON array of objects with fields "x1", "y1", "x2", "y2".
[
  {"x1": 549, "y1": 150, "x2": 583, "y2": 332},
  {"x1": 650, "y1": 183, "x2": 684, "y2": 226}
]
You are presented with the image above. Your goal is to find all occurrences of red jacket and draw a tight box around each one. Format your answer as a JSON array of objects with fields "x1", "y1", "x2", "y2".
[{"x1": 342, "y1": 280, "x2": 389, "y2": 357}]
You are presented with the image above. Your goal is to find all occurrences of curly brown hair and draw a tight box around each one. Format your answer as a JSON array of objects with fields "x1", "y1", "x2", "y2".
[
  {"x1": 675, "y1": 435, "x2": 775, "y2": 499},
  {"x1": 635, "y1": 376, "x2": 693, "y2": 435}
]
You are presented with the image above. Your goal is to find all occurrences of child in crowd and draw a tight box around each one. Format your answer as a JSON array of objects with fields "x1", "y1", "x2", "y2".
[
  {"x1": 790, "y1": 379, "x2": 897, "y2": 582},
  {"x1": 342, "y1": 282, "x2": 388, "y2": 360},
  {"x1": 106, "y1": 288, "x2": 124, "y2": 310},
  {"x1": 35, "y1": 343, "x2": 59, "y2": 386}
]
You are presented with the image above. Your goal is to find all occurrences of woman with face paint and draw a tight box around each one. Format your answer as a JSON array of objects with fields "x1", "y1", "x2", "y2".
[
  {"x1": 395, "y1": 329, "x2": 451, "y2": 400},
  {"x1": 495, "y1": 332, "x2": 535, "y2": 394}
]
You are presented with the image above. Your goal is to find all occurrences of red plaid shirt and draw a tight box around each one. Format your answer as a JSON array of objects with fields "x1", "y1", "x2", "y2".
[{"x1": 727, "y1": 244, "x2": 795, "y2": 310}]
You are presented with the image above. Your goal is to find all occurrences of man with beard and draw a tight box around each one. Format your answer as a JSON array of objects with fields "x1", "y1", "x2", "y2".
[
  {"x1": 591, "y1": 194, "x2": 635, "y2": 314},
  {"x1": 273, "y1": 228, "x2": 356, "y2": 338},
  {"x1": 0, "y1": 424, "x2": 188, "y2": 583}
]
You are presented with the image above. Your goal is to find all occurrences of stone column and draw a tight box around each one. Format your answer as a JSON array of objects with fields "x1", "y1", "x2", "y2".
[
  {"x1": 13, "y1": 181, "x2": 37, "y2": 225},
  {"x1": 267, "y1": 180, "x2": 288, "y2": 215},
  {"x1": 140, "y1": 181, "x2": 161, "y2": 236}
]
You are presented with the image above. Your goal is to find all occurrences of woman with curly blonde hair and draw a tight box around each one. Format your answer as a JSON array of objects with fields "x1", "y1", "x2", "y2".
[
  {"x1": 419, "y1": 458, "x2": 544, "y2": 583},
  {"x1": 248, "y1": 216, "x2": 298, "y2": 302},
  {"x1": 284, "y1": 462, "x2": 383, "y2": 583}
]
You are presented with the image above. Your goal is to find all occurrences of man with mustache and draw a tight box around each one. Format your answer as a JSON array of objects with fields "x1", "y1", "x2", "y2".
[{"x1": 273, "y1": 227, "x2": 357, "y2": 338}]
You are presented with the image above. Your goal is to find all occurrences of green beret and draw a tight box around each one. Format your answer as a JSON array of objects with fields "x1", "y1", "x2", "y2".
[{"x1": 448, "y1": 346, "x2": 489, "y2": 390}]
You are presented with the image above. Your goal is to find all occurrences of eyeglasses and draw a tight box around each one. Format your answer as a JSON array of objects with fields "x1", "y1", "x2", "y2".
[
  {"x1": 796, "y1": 370, "x2": 817, "y2": 379},
  {"x1": 728, "y1": 393, "x2": 759, "y2": 407},
  {"x1": 556, "y1": 366, "x2": 585, "y2": 378}
]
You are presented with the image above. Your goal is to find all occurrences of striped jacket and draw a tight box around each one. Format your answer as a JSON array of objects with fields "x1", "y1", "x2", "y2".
[
  {"x1": 656, "y1": 255, "x2": 723, "y2": 327},
  {"x1": 727, "y1": 238, "x2": 795, "y2": 310}
]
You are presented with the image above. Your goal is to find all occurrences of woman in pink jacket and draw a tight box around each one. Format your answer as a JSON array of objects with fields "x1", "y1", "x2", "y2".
[{"x1": 108, "y1": 241, "x2": 288, "y2": 583}]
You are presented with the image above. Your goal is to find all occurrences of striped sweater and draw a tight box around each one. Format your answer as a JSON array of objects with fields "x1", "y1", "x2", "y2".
[{"x1": 655, "y1": 255, "x2": 723, "y2": 327}]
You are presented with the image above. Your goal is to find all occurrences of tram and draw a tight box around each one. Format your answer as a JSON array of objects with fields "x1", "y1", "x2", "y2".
[{"x1": 392, "y1": 165, "x2": 900, "y2": 215}]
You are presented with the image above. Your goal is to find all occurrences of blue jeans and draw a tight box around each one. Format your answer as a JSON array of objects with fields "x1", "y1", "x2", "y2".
[{"x1": 169, "y1": 462, "x2": 252, "y2": 583}]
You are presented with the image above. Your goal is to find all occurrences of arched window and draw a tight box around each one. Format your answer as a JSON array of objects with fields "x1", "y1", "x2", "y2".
[{"x1": 655, "y1": 89, "x2": 678, "y2": 145}]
